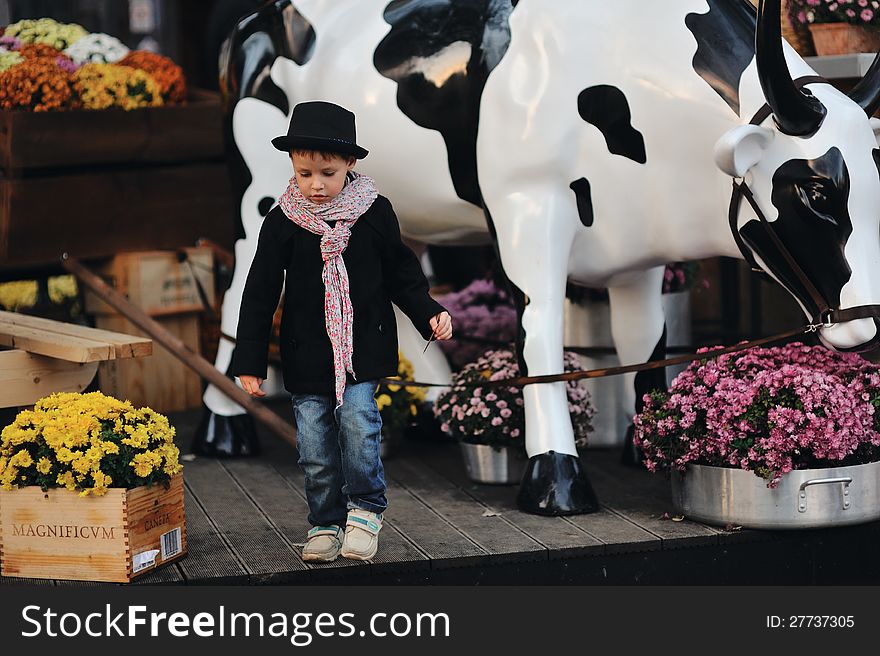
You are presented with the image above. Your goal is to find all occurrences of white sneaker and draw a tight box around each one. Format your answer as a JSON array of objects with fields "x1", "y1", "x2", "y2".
[
  {"x1": 302, "y1": 525, "x2": 344, "y2": 562},
  {"x1": 341, "y1": 508, "x2": 383, "y2": 561}
]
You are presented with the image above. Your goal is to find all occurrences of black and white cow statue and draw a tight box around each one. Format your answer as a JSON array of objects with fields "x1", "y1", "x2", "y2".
[{"x1": 194, "y1": 0, "x2": 880, "y2": 516}]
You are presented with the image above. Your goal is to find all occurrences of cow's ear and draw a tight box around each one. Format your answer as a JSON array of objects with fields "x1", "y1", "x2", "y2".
[
  {"x1": 870, "y1": 118, "x2": 880, "y2": 146},
  {"x1": 713, "y1": 125, "x2": 775, "y2": 177}
]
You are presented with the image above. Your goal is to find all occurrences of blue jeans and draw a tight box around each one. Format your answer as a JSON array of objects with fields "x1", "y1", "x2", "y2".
[{"x1": 291, "y1": 380, "x2": 387, "y2": 527}]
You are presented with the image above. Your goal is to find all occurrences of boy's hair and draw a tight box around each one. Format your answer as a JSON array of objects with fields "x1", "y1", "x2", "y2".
[{"x1": 291, "y1": 148, "x2": 356, "y2": 165}]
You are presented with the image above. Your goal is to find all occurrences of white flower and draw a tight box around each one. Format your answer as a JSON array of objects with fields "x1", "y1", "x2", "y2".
[{"x1": 63, "y1": 33, "x2": 129, "y2": 66}]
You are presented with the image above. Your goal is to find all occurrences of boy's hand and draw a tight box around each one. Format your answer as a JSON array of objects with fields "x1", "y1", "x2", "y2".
[
  {"x1": 239, "y1": 375, "x2": 266, "y2": 397},
  {"x1": 429, "y1": 311, "x2": 453, "y2": 340}
]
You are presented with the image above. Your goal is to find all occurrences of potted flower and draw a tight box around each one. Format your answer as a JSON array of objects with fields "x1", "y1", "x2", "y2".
[
  {"x1": 375, "y1": 351, "x2": 426, "y2": 458},
  {"x1": 789, "y1": 0, "x2": 880, "y2": 56},
  {"x1": 436, "y1": 277, "x2": 518, "y2": 371},
  {"x1": 0, "y1": 391, "x2": 187, "y2": 582},
  {"x1": 433, "y1": 347, "x2": 595, "y2": 484},
  {"x1": 633, "y1": 342, "x2": 880, "y2": 528}
]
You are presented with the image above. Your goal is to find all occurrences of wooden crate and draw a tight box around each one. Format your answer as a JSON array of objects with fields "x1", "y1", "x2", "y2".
[
  {"x1": 84, "y1": 247, "x2": 215, "y2": 317},
  {"x1": 0, "y1": 164, "x2": 233, "y2": 268},
  {"x1": 0, "y1": 89, "x2": 223, "y2": 174},
  {"x1": 0, "y1": 87, "x2": 234, "y2": 270},
  {"x1": 96, "y1": 313, "x2": 203, "y2": 413},
  {"x1": 0, "y1": 473, "x2": 186, "y2": 583}
]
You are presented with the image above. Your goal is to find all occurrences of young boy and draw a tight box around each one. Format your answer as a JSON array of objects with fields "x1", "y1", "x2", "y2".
[{"x1": 231, "y1": 101, "x2": 452, "y2": 562}]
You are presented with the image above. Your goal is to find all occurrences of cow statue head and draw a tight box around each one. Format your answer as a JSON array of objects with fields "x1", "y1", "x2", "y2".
[{"x1": 714, "y1": 0, "x2": 880, "y2": 352}]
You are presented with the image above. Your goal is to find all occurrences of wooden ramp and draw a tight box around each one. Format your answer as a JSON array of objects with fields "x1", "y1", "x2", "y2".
[
  {"x1": 0, "y1": 310, "x2": 151, "y2": 408},
  {"x1": 3, "y1": 400, "x2": 880, "y2": 586}
]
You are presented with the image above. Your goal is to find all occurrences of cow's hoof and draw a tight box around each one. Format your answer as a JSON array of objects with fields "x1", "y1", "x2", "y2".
[
  {"x1": 516, "y1": 451, "x2": 599, "y2": 515},
  {"x1": 190, "y1": 407, "x2": 261, "y2": 457},
  {"x1": 620, "y1": 424, "x2": 645, "y2": 468}
]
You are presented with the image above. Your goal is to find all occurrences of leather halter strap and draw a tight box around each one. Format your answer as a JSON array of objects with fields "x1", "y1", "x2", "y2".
[{"x1": 727, "y1": 75, "x2": 880, "y2": 326}]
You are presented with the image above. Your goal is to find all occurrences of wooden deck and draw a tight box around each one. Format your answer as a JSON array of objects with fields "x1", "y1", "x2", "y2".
[{"x1": 4, "y1": 400, "x2": 880, "y2": 586}]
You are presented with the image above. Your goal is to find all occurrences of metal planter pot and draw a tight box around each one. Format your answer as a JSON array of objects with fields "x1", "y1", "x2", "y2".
[
  {"x1": 672, "y1": 462, "x2": 880, "y2": 529},
  {"x1": 460, "y1": 443, "x2": 528, "y2": 485}
]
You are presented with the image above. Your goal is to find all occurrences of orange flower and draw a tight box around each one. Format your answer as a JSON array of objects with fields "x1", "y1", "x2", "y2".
[
  {"x1": 120, "y1": 50, "x2": 186, "y2": 104},
  {"x1": 19, "y1": 43, "x2": 62, "y2": 59},
  {"x1": 0, "y1": 58, "x2": 76, "y2": 111}
]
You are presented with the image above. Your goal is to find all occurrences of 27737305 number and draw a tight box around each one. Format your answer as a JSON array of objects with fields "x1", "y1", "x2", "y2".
[{"x1": 766, "y1": 616, "x2": 854, "y2": 628}]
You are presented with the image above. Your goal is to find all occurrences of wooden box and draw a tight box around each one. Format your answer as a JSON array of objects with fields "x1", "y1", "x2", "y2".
[
  {"x1": 0, "y1": 164, "x2": 234, "y2": 269},
  {"x1": 0, "y1": 89, "x2": 224, "y2": 174},
  {"x1": 84, "y1": 247, "x2": 215, "y2": 317},
  {"x1": 0, "y1": 88, "x2": 234, "y2": 270},
  {"x1": 95, "y1": 313, "x2": 203, "y2": 413},
  {"x1": 0, "y1": 473, "x2": 186, "y2": 583}
]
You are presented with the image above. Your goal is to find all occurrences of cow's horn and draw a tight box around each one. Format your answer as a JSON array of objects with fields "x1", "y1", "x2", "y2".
[
  {"x1": 848, "y1": 52, "x2": 880, "y2": 117},
  {"x1": 756, "y1": 0, "x2": 826, "y2": 136}
]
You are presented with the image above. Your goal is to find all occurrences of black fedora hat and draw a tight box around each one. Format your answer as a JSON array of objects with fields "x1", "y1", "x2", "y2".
[{"x1": 271, "y1": 101, "x2": 369, "y2": 159}]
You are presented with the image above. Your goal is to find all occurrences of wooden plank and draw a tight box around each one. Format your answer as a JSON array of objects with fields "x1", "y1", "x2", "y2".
[
  {"x1": 0, "y1": 350, "x2": 98, "y2": 408},
  {"x1": 175, "y1": 486, "x2": 248, "y2": 584},
  {"x1": 132, "y1": 563, "x2": 185, "y2": 585},
  {"x1": 0, "y1": 576, "x2": 54, "y2": 585},
  {"x1": 563, "y1": 508, "x2": 661, "y2": 555},
  {"x1": 0, "y1": 88, "x2": 223, "y2": 173},
  {"x1": 220, "y1": 458, "x2": 360, "y2": 573},
  {"x1": 0, "y1": 310, "x2": 152, "y2": 358},
  {"x1": 415, "y1": 445, "x2": 604, "y2": 558},
  {"x1": 0, "y1": 323, "x2": 112, "y2": 363},
  {"x1": 272, "y1": 459, "x2": 432, "y2": 574},
  {"x1": 95, "y1": 314, "x2": 202, "y2": 413},
  {"x1": 184, "y1": 458, "x2": 307, "y2": 582},
  {"x1": 0, "y1": 164, "x2": 234, "y2": 268},
  {"x1": 385, "y1": 457, "x2": 546, "y2": 564},
  {"x1": 381, "y1": 476, "x2": 488, "y2": 568},
  {"x1": 584, "y1": 452, "x2": 721, "y2": 547}
]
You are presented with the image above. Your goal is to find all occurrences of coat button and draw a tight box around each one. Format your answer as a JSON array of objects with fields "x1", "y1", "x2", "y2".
[
  {"x1": 289, "y1": 339, "x2": 297, "y2": 348},
  {"x1": 378, "y1": 323, "x2": 385, "y2": 334}
]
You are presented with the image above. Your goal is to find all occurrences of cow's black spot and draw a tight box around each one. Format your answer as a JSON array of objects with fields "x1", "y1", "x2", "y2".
[
  {"x1": 258, "y1": 197, "x2": 276, "y2": 216},
  {"x1": 374, "y1": 0, "x2": 515, "y2": 206},
  {"x1": 222, "y1": 0, "x2": 315, "y2": 107},
  {"x1": 873, "y1": 148, "x2": 880, "y2": 178},
  {"x1": 685, "y1": 0, "x2": 756, "y2": 115},
  {"x1": 740, "y1": 148, "x2": 852, "y2": 320},
  {"x1": 569, "y1": 178, "x2": 594, "y2": 227},
  {"x1": 221, "y1": 0, "x2": 316, "y2": 241},
  {"x1": 576, "y1": 86, "x2": 646, "y2": 164}
]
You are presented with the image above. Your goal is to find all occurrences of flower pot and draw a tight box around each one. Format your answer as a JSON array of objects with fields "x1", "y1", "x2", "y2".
[
  {"x1": 671, "y1": 462, "x2": 880, "y2": 529},
  {"x1": 808, "y1": 23, "x2": 880, "y2": 56},
  {"x1": 460, "y1": 442, "x2": 528, "y2": 485},
  {"x1": 0, "y1": 473, "x2": 187, "y2": 582}
]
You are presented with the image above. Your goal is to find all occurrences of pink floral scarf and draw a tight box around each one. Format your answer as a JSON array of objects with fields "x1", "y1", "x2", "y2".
[{"x1": 279, "y1": 172, "x2": 378, "y2": 407}]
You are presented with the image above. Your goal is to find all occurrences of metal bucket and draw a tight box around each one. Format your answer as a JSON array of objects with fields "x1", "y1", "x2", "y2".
[
  {"x1": 460, "y1": 443, "x2": 527, "y2": 485},
  {"x1": 672, "y1": 462, "x2": 880, "y2": 529}
]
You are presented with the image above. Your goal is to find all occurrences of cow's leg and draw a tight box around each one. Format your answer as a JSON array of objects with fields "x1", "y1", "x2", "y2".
[
  {"x1": 486, "y1": 197, "x2": 598, "y2": 515},
  {"x1": 606, "y1": 267, "x2": 667, "y2": 466}
]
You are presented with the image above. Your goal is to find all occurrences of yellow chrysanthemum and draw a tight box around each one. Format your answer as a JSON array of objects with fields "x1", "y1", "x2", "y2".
[
  {"x1": 376, "y1": 394, "x2": 393, "y2": 410},
  {"x1": 2, "y1": 391, "x2": 180, "y2": 492},
  {"x1": 73, "y1": 63, "x2": 163, "y2": 111}
]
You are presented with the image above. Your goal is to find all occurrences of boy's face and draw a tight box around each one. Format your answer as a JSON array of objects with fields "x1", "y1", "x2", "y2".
[{"x1": 291, "y1": 151, "x2": 356, "y2": 204}]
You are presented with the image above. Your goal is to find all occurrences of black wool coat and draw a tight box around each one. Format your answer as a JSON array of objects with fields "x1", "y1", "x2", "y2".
[{"x1": 230, "y1": 195, "x2": 446, "y2": 394}]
